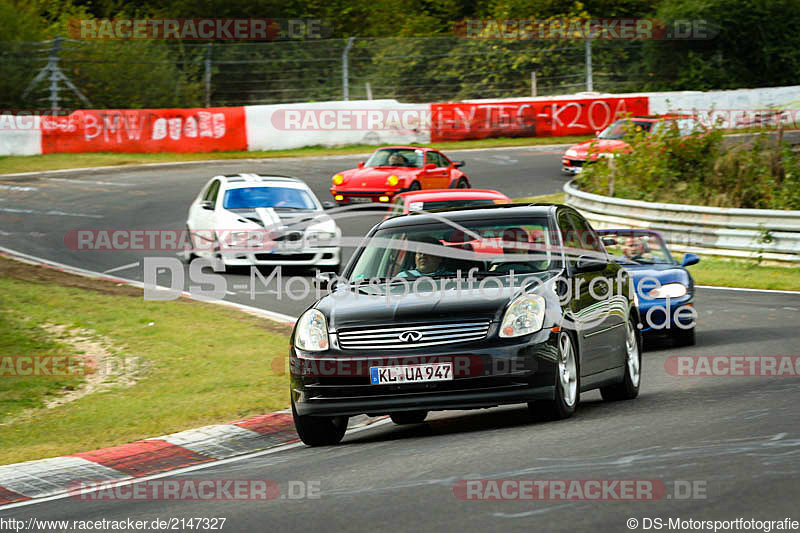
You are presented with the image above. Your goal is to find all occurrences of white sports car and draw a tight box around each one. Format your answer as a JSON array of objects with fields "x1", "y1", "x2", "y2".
[{"x1": 185, "y1": 174, "x2": 341, "y2": 271}]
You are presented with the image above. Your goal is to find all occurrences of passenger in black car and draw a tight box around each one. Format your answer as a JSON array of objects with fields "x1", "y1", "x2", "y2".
[{"x1": 397, "y1": 236, "x2": 450, "y2": 278}]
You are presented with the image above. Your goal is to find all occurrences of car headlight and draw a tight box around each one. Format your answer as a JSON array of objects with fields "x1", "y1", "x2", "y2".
[
  {"x1": 387, "y1": 175, "x2": 399, "y2": 186},
  {"x1": 565, "y1": 149, "x2": 578, "y2": 158},
  {"x1": 295, "y1": 309, "x2": 329, "y2": 352},
  {"x1": 332, "y1": 174, "x2": 344, "y2": 185},
  {"x1": 499, "y1": 294, "x2": 546, "y2": 338},
  {"x1": 648, "y1": 283, "x2": 687, "y2": 299}
]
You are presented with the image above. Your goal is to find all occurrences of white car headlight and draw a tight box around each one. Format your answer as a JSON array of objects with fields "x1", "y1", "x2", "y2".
[
  {"x1": 565, "y1": 149, "x2": 578, "y2": 158},
  {"x1": 648, "y1": 283, "x2": 687, "y2": 299},
  {"x1": 295, "y1": 309, "x2": 329, "y2": 352},
  {"x1": 499, "y1": 294, "x2": 546, "y2": 338}
]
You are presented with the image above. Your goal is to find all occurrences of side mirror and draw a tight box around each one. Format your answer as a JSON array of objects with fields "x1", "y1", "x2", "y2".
[
  {"x1": 575, "y1": 255, "x2": 608, "y2": 273},
  {"x1": 199, "y1": 200, "x2": 214, "y2": 210},
  {"x1": 453, "y1": 160, "x2": 465, "y2": 168},
  {"x1": 314, "y1": 271, "x2": 339, "y2": 290},
  {"x1": 358, "y1": 161, "x2": 365, "y2": 169},
  {"x1": 601, "y1": 236, "x2": 617, "y2": 247},
  {"x1": 321, "y1": 201, "x2": 336, "y2": 210},
  {"x1": 424, "y1": 163, "x2": 436, "y2": 171},
  {"x1": 681, "y1": 253, "x2": 700, "y2": 267}
]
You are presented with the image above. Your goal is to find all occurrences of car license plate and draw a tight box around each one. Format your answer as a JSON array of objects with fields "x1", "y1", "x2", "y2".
[
  {"x1": 370, "y1": 363, "x2": 453, "y2": 385},
  {"x1": 349, "y1": 197, "x2": 373, "y2": 203}
]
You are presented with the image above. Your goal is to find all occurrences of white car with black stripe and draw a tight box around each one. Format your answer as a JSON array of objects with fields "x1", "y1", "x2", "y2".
[{"x1": 186, "y1": 174, "x2": 341, "y2": 272}]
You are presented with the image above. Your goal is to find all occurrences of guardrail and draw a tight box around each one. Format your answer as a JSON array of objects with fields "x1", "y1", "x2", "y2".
[{"x1": 564, "y1": 180, "x2": 800, "y2": 263}]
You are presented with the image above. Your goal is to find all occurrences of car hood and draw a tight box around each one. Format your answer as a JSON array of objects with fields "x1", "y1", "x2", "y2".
[
  {"x1": 315, "y1": 273, "x2": 561, "y2": 330},
  {"x1": 569, "y1": 139, "x2": 630, "y2": 158},
  {"x1": 227, "y1": 208, "x2": 335, "y2": 232},
  {"x1": 341, "y1": 167, "x2": 416, "y2": 187},
  {"x1": 618, "y1": 262, "x2": 692, "y2": 288}
]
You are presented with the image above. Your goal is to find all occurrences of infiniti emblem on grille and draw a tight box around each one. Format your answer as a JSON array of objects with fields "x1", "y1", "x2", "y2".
[{"x1": 399, "y1": 330, "x2": 423, "y2": 342}]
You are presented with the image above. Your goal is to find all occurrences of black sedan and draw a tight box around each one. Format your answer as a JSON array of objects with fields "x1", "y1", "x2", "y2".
[{"x1": 289, "y1": 204, "x2": 643, "y2": 445}]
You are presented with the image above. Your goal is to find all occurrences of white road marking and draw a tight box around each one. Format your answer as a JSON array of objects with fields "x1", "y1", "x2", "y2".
[
  {"x1": 696, "y1": 285, "x2": 800, "y2": 295},
  {"x1": 48, "y1": 178, "x2": 135, "y2": 187},
  {"x1": 0, "y1": 207, "x2": 103, "y2": 219},
  {"x1": 103, "y1": 262, "x2": 140, "y2": 274},
  {"x1": 0, "y1": 184, "x2": 36, "y2": 191}
]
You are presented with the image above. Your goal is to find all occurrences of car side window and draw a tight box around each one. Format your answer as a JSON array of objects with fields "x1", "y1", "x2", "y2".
[
  {"x1": 204, "y1": 180, "x2": 220, "y2": 206},
  {"x1": 427, "y1": 152, "x2": 443, "y2": 168},
  {"x1": 567, "y1": 211, "x2": 605, "y2": 256},
  {"x1": 558, "y1": 211, "x2": 581, "y2": 267}
]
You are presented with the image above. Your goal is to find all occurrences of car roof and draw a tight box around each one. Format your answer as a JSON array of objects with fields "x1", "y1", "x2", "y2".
[
  {"x1": 395, "y1": 189, "x2": 510, "y2": 202},
  {"x1": 213, "y1": 173, "x2": 308, "y2": 189},
  {"x1": 597, "y1": 228, "x2": 666, "y2": 240},
  {"x1": 378, "y1": 204, "x2": 557, "y2": 229},
  {"x1": 373, "y1": 145, "x2": 433, "y2": 151}
]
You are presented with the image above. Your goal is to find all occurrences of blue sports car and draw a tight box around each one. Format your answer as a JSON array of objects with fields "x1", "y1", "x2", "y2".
[{"x1": 597, "y1": 229, "x2": 700, "y2": 346}]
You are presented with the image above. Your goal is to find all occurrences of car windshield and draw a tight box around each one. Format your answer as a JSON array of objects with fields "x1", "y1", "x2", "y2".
[
  {"x1": 600, "y1": 231, "x2": 674, "y2": 264},
  {"x1": 365, "y1": 148, "x2": 424, "y2": 168},
  {"x1": 223, "y1": 187, "x2": 317, "y2": 210},
  {"x1": 408, "y1": 199, "x2": 500, "y2": 212},
  {"x1": 349, "y1": 217, "x2": 560, "y2": 281},
  {"x1": 598, "y1": 120, "x2": 653, "y2": 139}
]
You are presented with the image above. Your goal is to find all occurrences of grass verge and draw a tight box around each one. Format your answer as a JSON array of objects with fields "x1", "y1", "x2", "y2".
[
  {"x1": 688, "y1": 257, "x2": 800, "y2": 291},
  {"x1": 0, "y1": 256, "x2": 291, "y2": 465},
  {"x1": 0, "y1": 136, "x2": 588, "y2": 175}
]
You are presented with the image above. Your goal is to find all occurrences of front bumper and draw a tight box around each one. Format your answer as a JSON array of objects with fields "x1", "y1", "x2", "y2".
[
  {"x1": 637, "y1": 295, "x2": 695, "y2": 333},
  {"x1": 561, "y1": 158, "x2": 586, "y2": 174},
  {"x1": 219, "y1": 247, "x2": 340, "y2": 267},
  {"x1": 291, "y1": 327, "x2": 560, "y2": 417},
  {"x1": 329, "y1": 188, "x2": 400, "y2": 205}
]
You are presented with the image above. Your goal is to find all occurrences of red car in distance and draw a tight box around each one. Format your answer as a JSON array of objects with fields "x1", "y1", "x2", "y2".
[
  {"x1": 330, "y1": 146, "x2": 471, "y2": 206},
  {"x1": 384, "y1": 189, "x2": 512, "y2": 219},
  {"x1": 561, "y1": 116, "x2": 705, "y2": 175}
]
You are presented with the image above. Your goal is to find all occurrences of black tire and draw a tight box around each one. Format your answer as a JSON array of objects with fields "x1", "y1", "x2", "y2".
[
  {"x1": 291, "y1": 400, "x2": 348, "y2": 446},
  {"x1": 454, "y1": 178, "x2": 469, "y2": 189},
  {"x1": 600, "y1": 319, "x2": 642, "y2": 401},
  {"x1": 182, "y1": 225, "x2": 197, "y2": 263},
  {"x1": 390, "y1": 410, "x2": 428, "y2": 424},
  {"x1": 529, "y1": 331, "x2": 579, "y2": 421},
  {"x1": 408, "y1": 181, "x2": 421, "y2": 191},
  {"x1": 672, "y1": 326, "x2": 696, "y2": 347},
  {"x1": 211, "y1": 235, "x2": 229, "y2": 273}
]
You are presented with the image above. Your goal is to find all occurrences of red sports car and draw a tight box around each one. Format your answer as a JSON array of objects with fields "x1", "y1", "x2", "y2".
[
  {"x1": 383, "y1": 188, "x2": 511, "y2": 219},
  {"x1": 330, "y1": 146, "x2": 470, "y2": 205},
  {"x1": 561, "y1": 116, "x2": 705, "y2": 174}
]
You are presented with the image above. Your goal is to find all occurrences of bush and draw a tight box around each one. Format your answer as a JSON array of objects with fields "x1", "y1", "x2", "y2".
[{"x1": 576, "y1": 124, "x2": 800, "y2": 210}]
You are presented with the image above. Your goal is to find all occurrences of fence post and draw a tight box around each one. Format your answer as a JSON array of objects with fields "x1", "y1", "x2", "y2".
[
  {"x1": 366, "y1": 82, "x2": 372, "y2": 100},
  {"x1": 585, "y1": 38, "x2": 593, "y2": 92},
  {"x1": 204, "y1": 43, "x2": 212, "y2": 107},
  {"x1": 342, "y1": 37, "x2": 355, "y2": 101},
  {"x1": 48, "y1": 37, "x2": 63, "y2": 114},
  {"x1": 530, "y1": 71, "x2": 537, "y2": 97}
]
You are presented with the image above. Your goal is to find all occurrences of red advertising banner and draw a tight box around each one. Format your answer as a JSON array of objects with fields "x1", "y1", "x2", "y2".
[
  {"x1": 40, "y1": 107, "x2": 247, "y2": 153},
  {"x1": 430, "y1": 96, "x2": 649, "y2": 142}
]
